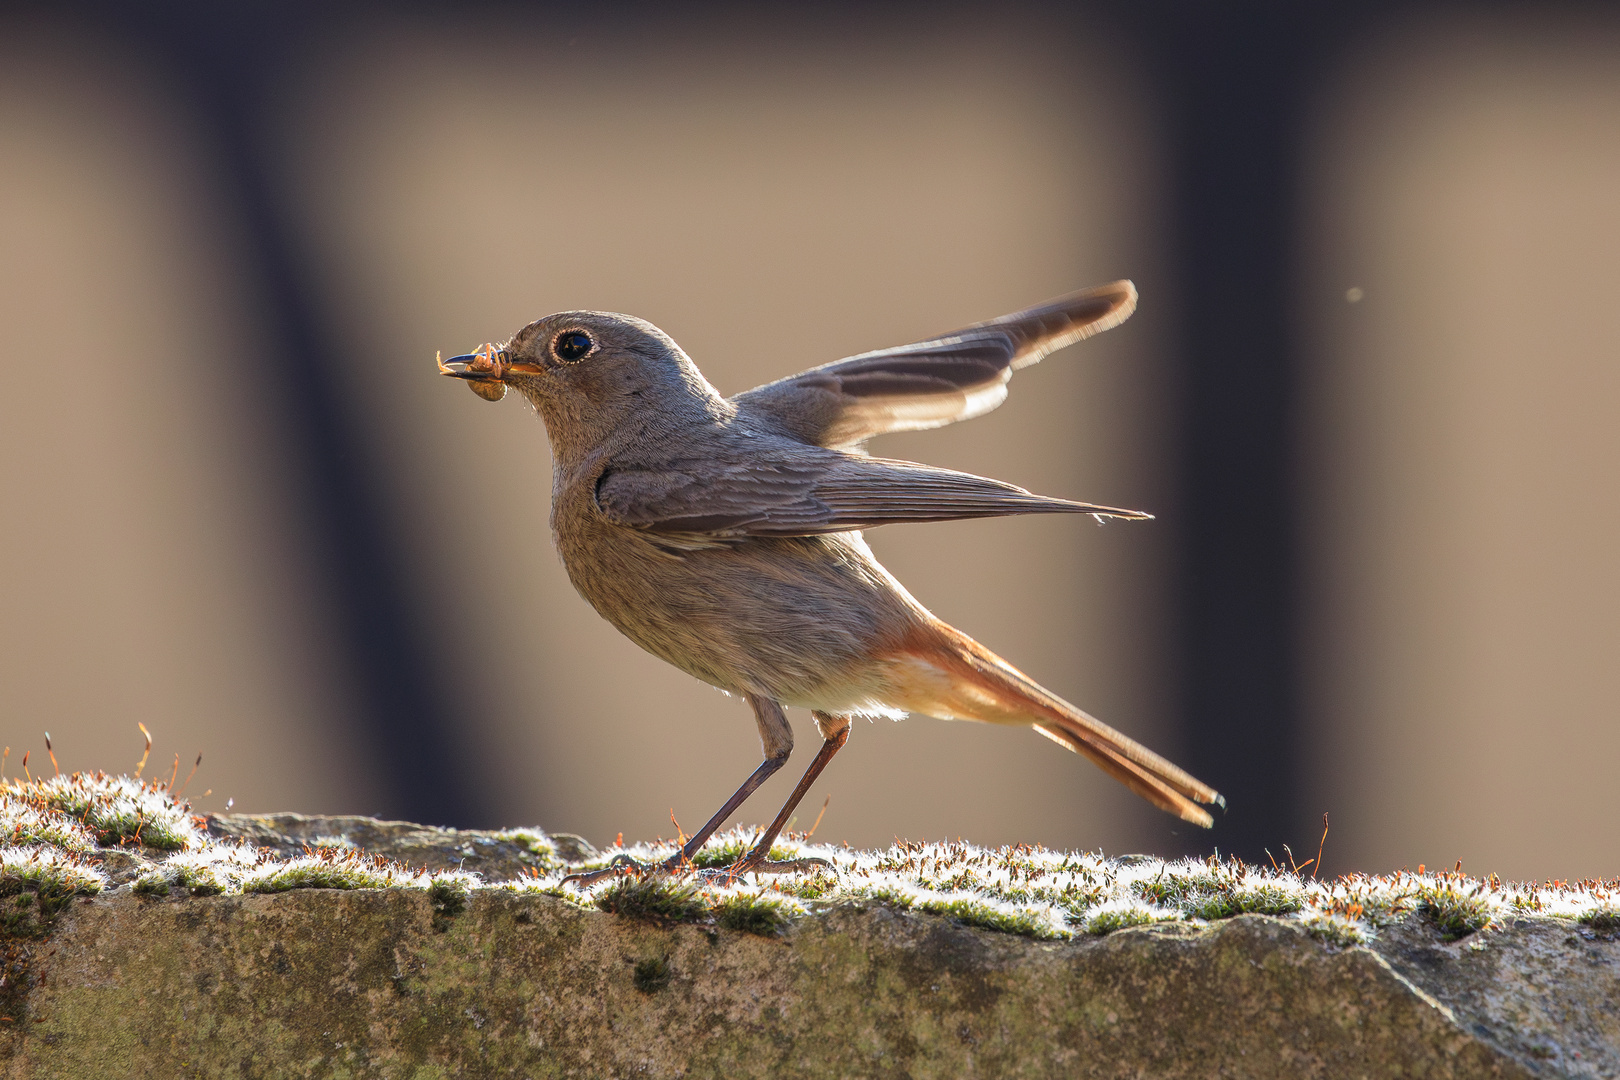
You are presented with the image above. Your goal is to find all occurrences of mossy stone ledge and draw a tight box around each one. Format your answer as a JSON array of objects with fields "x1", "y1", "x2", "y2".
[{"x1": 1, "y1": 797, "x2": 1616, "y2": 1077}]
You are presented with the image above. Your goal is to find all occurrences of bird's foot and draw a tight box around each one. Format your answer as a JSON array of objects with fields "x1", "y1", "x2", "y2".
[
  {"x1": 692, "y1": 855, "x2": 833, "y2": 886},
  {"x1": 561, "y1": 850, "x2": 706, "y2": 888},
  {"x1": 560, "y1": 853, "x2": 659, "y2": 888}
]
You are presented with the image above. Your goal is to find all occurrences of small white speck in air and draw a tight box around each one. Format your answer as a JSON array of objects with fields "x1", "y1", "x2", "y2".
[{"x1": 1345, "y1": 287, "x2": 1365, "y2": 303}]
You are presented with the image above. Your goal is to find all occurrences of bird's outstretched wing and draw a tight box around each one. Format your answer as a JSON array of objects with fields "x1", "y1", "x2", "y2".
[
  {"x1": 595, "y1": 450, "x2": 1148, "y2": 538},
  {"x1": 731, "y1": 280, "x2": 1136, "y2": 450}
]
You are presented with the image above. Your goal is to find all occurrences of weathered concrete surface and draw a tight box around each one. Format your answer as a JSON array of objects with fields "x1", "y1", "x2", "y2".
[
  {"x1": 203, "y1": 812, "x2": 598, "y2": 880},
  {"x1": 7, "y1": 885, "x2": 1618, "y2": 1078},
  {"x1": 3, "y1": 812, "x2": 1614, "y2": 1079}
]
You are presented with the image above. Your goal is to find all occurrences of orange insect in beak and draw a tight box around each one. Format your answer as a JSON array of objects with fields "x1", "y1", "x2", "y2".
[{"x1": 437, "y1": 344, "x2": 509, "y2": 401}]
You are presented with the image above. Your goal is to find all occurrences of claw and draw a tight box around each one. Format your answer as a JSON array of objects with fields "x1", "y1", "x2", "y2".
[
  {"x1": 560, "y1": 852, "x2": 652, "y2": 888},
  {"x1": 558, "y1": 848, "x2": 836, "y2": 888},
  {"x1": 701, "y1": 855, "x2": 833, "y2": 886}
]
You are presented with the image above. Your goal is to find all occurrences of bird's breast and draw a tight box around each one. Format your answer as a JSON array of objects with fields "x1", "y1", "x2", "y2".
[{"x1": 551, "y1": 499, "x2": 926, "y2": 705}]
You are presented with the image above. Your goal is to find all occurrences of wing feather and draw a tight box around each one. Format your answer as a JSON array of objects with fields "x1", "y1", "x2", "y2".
[
  {"x1": 595, "y1": 451, "x2": 1148, "y2": 538},
  {"x1": 732, "y1": 280, "x2": 1136, "y2": 449}
]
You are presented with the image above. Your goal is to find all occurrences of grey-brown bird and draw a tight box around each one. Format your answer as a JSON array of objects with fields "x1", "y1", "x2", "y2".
[{"x1": 439, "y1": 281, "x2": 1221, "y2": 880}]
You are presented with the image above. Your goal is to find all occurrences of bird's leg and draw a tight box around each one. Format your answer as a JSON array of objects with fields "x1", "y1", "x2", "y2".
[
  {"x1": 561, "y1": 694, "x2": 792, "y2": 887},
  {"x1": 725, "y1": 712, "x2": 850, "y2": 878}
]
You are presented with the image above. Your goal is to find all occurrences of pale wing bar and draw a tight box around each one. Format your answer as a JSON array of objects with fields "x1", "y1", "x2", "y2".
[{"x1": 732, "y1": 280, "x2": 1137, "y2": 449}]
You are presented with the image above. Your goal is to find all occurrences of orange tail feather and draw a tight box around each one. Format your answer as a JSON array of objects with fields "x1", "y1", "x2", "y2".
[{"x1": 886, "y1": 621, "x2": 1223, "y2": 828}]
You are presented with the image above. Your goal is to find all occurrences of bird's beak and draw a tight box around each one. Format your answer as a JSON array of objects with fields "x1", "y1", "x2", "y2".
[
  {"x1": 436, "y1": 344, "x2": 543, "y2": 402},
  {"x1": 438, "y1": 350, "x2": 496, "y2": 377}
]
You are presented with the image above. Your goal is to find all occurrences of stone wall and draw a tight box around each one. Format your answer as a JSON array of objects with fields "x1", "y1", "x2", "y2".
[{"x1": 2, "y1": 806, "x2": 1615, "y2": 1078}]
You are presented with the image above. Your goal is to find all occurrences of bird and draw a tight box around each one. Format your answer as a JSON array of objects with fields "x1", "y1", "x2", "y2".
[{"x1": 438, "y1": 281, "x2": 1221, "y2": 881}]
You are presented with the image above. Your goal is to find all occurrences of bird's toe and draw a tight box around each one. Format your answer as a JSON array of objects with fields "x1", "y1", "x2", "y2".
[{"x1": 561, "y1": 853, "x2": 657, "y2": 888}]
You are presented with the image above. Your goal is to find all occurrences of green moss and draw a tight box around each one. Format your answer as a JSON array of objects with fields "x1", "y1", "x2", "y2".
[
  {"x1": 0, "y1": 809, "x2": 95, "y2": 854},
  {"x1": 246, "y1": 860, "x2": 396, "y2": 893},
  {"x1": 492, "y1": 828, "x2": 564, "y2": 870},
  {"x1": 1418, "y1": 882, "x2": 1493, "y2": 941},
  {"x1": 429, "y1": 878, "x2": 470, "y2": 932},
  {"x1": 1081, "y1": 907, "x2": 1159, "y2": 936},
  {"x1": 1302, "y1": 914, "x2": 1368, "y2": 948},
  {"x1": 689, "y1": 838, "x2": 795, "y2": 869},
  {"x1": 714, "y1": 893, "x2": 791, "y2": 936},
  {"x1": 505, "y1": 881, "x2": 583, "y2": 904},
  {"x1": 1186, "y1": 884, "x2": 1304, "y2": 921},
  {"x1": 1578, "y1": 907, "x2": 1619, "y2": 936},
  {"x1": 18, "y1": 765, "x2": 1615, "y2": 964},
  {"x1": 865, "y1": 885, "x2": 915, "y2": 910},
  {"x1": 1134, "y1": 870, "x2": 1219, "y2": 907},
  {"x1": 1325, "y1": 881, "x2": 1416, "y2": 928},
  {"x1": 931, "y1": 867, "x2": 983, "y2": 892},
  {"x1": 632, "y1": 955, "x2": 672, "y2": 993},
  {"x1": 994, "y1": 881, "x2": 1107, "y2": 912},
  {"x1": 0, "y1": 854, "x2": 103, "y2": 904},
  {"x1": 595, "y1": 876, "x2": 706, "y2": 924},
  {"x1": 9, "y1": 774, "x2": 196, "y2": 851},
  {"x1": 1059, "y1": 897, "x2": 1098, "y2": 926},
  {"x1": 915, "y1": 897, "x2": 1060, "y2": 939},
  {"x1": 0, "y1": 852, "x2": 102, "y2": 940},
  {"x1": 174, "y1": 864, "x2": 227, "y2": 896},
  {"x1": 1507, "y1": 892, "x2": 1544, "y2": 914},
  {"x1": 132, "y1": 872, "x2": 171, "y2": 897},
  {"x1": 772, "y1": 872, "x2": 837, "y2": 900}
]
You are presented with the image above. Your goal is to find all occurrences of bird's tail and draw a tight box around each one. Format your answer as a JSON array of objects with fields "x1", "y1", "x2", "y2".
[{"x1": 884, "y1": 620, "x2": 1223, "y2": 827}]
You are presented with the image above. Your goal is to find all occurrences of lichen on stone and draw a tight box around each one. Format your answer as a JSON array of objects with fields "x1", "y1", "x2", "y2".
[{"x1": 484, "y1": 827, "x2": 564, "y2": 869}]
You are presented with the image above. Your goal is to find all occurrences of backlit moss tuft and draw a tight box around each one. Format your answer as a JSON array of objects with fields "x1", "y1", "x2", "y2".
[
  {"x1": 689, "y1": 836, "x2": 796, "y2": 869},
  {"x1": 0, "y1": 847, "x2": 105, "y2": 938},
  {"x1": 1578, "y1": 907, "x2": 1619, "y2": 936},
  {"x1": 1081, "y1": 905, "x2": 1162, "y2": 936},
  {"x1": 1418, "y1": 879, "x2": 1494, "y2": 941},
  {"x1": 0, "y1": 802, "x2": 96, "y2": 854},
  {"x1": 595, "y1": 875, "x2": 707, "y2": 924},
  {"x1": 1302, "y1": 913, "x2": 1368, "y2": 948},
  {"x1": 915, "y1": 896, "x2": 1063, "y2": 939},
  {"x1": 714, "y1": 892, "x2": 792, "y2": 936},
  {"x1": 7, "y1": 773, "x2": 201, "y2": 851}
]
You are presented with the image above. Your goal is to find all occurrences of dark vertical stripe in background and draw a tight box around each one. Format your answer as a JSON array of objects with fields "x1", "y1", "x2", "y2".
[
  {"x1": 113, "y1": 5, "x2": 491, "y2": 827},
  {"x1": 1125, "y1": 3, "x2": 1339, "y2": 861}
]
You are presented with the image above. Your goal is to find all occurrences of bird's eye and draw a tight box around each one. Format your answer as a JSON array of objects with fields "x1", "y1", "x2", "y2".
[{"x1": 553, "y1": 330, "x2": 593, "y2": 362}]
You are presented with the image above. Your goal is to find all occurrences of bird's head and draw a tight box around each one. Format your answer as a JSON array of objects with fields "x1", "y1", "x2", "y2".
[{"x1": 439, "y1": 311, "x2": 730, "y2": 459}]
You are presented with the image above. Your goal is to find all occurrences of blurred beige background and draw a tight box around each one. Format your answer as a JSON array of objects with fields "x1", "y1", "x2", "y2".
[
  {"x1": 0, "y1": 29, "x2": 384, "y2": 815},
  {"x1": 1302, "y1": 16, "x2": 1620, "y2": 880},
  {"x1": 2, "y1": 9, "x2": 1618, "y2": 879}
]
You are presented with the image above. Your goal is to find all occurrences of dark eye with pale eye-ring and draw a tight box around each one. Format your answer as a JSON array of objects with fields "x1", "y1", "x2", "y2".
[{"x1": 553, "y1": 330, "x2": 593, "y2": 362}]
